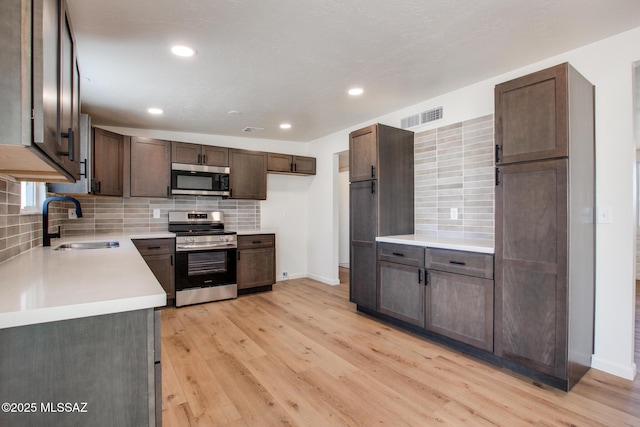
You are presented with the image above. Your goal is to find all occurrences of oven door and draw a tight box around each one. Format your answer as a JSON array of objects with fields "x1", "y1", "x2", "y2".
[{"x1": 175, "y1": 248, "x2": 237, "y2": 291}]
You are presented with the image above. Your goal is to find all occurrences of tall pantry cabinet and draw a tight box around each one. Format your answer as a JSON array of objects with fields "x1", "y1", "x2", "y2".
[
  {"x1": 349, "y1": 124, "x2": 414, "y2": 310},
  {"x1": 494, "y1": 63, "x2": 595, "y2": 390}
]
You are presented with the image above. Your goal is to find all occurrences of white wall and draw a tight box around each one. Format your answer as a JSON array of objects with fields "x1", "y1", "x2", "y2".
[
  {"x1": 261, "y1": 173, "x2": 311, "y2": 280},
  {"x1": 307, "y1": 27, "x2": 640, "y2": 381}
]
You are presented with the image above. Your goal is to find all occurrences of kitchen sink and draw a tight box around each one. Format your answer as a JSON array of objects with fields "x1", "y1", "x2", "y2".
[{"x1": 54, "y1": 240, "x2": 120, "y2": 251}]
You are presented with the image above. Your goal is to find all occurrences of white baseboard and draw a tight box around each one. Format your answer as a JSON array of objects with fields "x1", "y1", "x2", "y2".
[
  {"x1": 306, "y1": 273, "x2": 340, "y2": 286},
  {"x1": 591, "y1": 355, "x2": 637, "y2": 380}
]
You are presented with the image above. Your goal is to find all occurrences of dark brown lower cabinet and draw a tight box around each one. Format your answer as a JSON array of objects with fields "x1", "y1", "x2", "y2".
[
  {"x1": 424, "y1": 248, "x2": 494, "y2": 352},
  {"x1": 0, "y1": 309, "x2": 161, "y2": 427},
  {"x1": 425, "y1": 270, "x2": 494, "y2": 352},
  {"x1": 133, "y1": 238, "x2": 175, "y2": 303},
  {"x1": 237, "y1": 234, "x2": 275, "y2": 294},
  {"x1": 349, "y1": 180, "x2": 378, "y2": 310},
  {"x1": 377, "y1": 242, "x2": 425, "y2": 327},
  {"x1": 378, "y1": 261, "x2": 425, "y2": 327},
  {"x1": 495, "y1": 159, "x2": 569, "y2": 379}
]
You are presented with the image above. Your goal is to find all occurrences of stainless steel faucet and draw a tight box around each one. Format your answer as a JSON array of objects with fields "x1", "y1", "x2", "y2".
[{"x1": 42, "y1": 196, "x2": 83, "y2": 247}]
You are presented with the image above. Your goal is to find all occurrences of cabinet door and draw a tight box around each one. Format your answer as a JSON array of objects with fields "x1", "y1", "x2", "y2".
[
  {"x1": 350, "y1": 180, "x2": 377, "y2": 242},
  {"x1": 237, "y1": 247, "x2": 275, "y2": 289},
  {"x1": 143, "y1": 254, "x2": 175, "y2": 301},
  {"x1": 171, "y1": 141, "x2": 201, "y2": 164},
  {"x1": 229, "y1": 149, "x2": 267, "y2": 200},
  {"x1": 350, "y1": 242, "x2": 377, "y2": 310},
  {"x1": 202, "y1": 146, "x2": 229, "y2": 167},
  {"x1": 494, "y1": 159, "x2": 568, "y2": 378},
  {"x1": 130, "y1": 137, "x2": 171, "y2": 197},
  {"x1": 349, "y1": 125, "x2": 378, "y2": 182},
  {"x1": 378, "y1": 261, "x2": 425, "y2": 327},
  {"x1": 32, "y1": 0, "x2": 62, "y2": 164},
  {"x1": 92, "y1": 128, "x2": 123, "y2": 196},
  {"x1": 57, "y1": 3, "x2": 80, "y2": 178},
  {"x1": 267, "y1": 153, "x2": 293, "y2": 173},
  {"x1": 350, "y1": 180, "x2": 377, "y2": 308},
  {"x1": 292, "y1": 156, "x2": 316, "y2": 175},
  {"x1": 426, "y1": 270, "x2": 493, "y2": 351},
  {"x1": 495, "y1": 64, "x2": 568, "y2": 164}
]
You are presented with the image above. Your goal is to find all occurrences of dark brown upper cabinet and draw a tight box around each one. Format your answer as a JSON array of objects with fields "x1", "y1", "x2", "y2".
[
  {"x1": 229, "y1": 149, "x2": 267, "y2": 200},
  {"x1": 349, "y1": 125, "x2": 378, "y2": 182},
  {"x1": 130, "y1": 137, "x2": 171, "y2": 198},
  {"x1": 171, "y1": 141, "x2": 228, "y2": 167},
  {"x1": 92, "y1": 128, "x2": 124, "y2": 196},
  {"x1": 267, "y1": 153, "x2": 316, "y2": 175},
  {"x1": 495, "y1": 64, "x2": 569, "y2": 165},
  {"x1": 0, "y1": 0, "x2": 81, "y2": 182}
]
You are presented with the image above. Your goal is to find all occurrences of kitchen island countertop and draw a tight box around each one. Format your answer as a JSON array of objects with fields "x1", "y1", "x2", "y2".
[
  {"x1": 0, "y1": 232, "x2": 172, "y2": 329},
  {"x1": 376, "y1": 234, "x2": 494, "y2": 254}
]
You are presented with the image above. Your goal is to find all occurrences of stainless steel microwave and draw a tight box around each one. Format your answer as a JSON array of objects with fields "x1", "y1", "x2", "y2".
[{"x1": 171, "y1": 163, "x2": 230, "y2": 196}]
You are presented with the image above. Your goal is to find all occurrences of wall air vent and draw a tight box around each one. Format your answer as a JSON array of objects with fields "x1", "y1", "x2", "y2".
[
  {"x1": 401, "y1": 114, "x2": 421, "y2": 129},
  {"x1": 400, "y1": 106, "x2": 444, "y2": 129},
  {"x1": 242, "y1": 126, "x2": 264, "y2": 133}
]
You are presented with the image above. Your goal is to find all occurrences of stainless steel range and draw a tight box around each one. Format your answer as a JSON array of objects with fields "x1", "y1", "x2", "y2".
[{"x1": 169, "y1": 211, "x2": 237, "y2": 307}]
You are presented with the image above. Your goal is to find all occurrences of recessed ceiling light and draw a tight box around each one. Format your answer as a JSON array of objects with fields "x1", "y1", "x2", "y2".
[
  {"x1": 228, "y1": 110, "x2": 242, "y2": 115},
  {"x1": 348, "y1": 87, "x2": 364, "y2": 96},
  {"x1": 147, "y1": 107, "x2": 164, "y2": 115},
  {"x1": 171, "y1": 45, "x2": 196, "y2": 57},
  {"x1": 280, "y1": 123, "x2": 292, "y2": 129}
]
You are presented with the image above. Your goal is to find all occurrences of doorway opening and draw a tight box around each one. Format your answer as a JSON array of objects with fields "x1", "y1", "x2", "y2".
[{"x1": 338, "y1": 150, "x2": 349, "y2": 284}]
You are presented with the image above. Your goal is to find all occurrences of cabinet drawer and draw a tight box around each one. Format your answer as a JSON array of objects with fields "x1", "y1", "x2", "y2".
[
  {"x1": 133, "y1": 238, "x2": 175, "y2": 256},
  {"x1": 378, "y1": 243, "x2": 424, "y2": 267},
  {"x1": 237, "y1": 234, "x2": 275, "y2": 249},
  {"x1": 425, "y1": 248, "x2": 493, "y2": 279}
]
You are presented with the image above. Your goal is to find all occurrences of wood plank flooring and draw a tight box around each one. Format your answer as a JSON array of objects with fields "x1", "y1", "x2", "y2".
[{"x1": 161, "y1": 271, "x2": 640, "y2": 426}]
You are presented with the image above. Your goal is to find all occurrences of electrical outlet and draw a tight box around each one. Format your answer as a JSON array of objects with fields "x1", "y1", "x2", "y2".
[
  {"x1": 282, "y1": 272, "x2": 288, "y2": 280},
  {"x1": 153, "y1": 208, "x2": 160, "y2": 219},
  {"x1": 597, "y1": 207, "x2": 613, "y2": 224},
  {"x1": 450, "y1": 207, "x2": 458, "y2": 220},
  {"x1": 68, "y1": 208, "x2": 77, "y2": 219}
]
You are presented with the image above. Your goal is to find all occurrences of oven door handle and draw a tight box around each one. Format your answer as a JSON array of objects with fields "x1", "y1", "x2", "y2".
[{"x1": 176, "y1": 243, "x2": 237, "y2": 251}]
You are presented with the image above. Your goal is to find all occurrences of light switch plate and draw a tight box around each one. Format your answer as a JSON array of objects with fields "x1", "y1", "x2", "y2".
[
  {"x1": 153, "y1": 209, "x2": 160, "y2": 219},
  {"x1": 450, "y1": 207, "x2": 458, "y2": 220},
  {"x1": 68, "y1": 208, "x2": 77, "y2": 219}
]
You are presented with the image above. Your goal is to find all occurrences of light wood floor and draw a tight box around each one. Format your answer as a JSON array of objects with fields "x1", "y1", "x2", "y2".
[{"x1": 161, "y1": 270, "x2": 640, "y2": 426}]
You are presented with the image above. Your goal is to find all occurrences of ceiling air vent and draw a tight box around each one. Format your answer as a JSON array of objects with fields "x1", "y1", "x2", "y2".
[
  {"x1": 243, "y1": 126, "x2": 264, "y2": 133},
  {"x1": 400, "y1": 106, "x2": 443, "y2": 129}
]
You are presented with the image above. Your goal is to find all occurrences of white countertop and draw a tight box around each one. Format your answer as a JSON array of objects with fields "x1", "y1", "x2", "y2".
[
  {"x1": 234, "y1": 229, "x2": 277, "y2": 235},
  {"x1": 0, "y1": 232, "x2": 171, "y2": 329},
  {"x1": 376, "y1": 234, "x2": 494, "y2": 254}
]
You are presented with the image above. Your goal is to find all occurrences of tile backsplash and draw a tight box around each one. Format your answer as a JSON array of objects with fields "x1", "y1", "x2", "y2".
[
  {"x1": 0, "y1": 178, "x2": 42, "y2": 263},
  {"x1": 58, "y1": 195, "x2": 261, "y2": 236},
  {"x1": 414, "y1": 114, "x2": 495, "y2": 241},
  {"x1": 0, "y1": 176, "x2": 260, "y2": 264}
]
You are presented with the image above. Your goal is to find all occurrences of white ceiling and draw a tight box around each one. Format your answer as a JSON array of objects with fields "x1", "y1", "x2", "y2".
[{"x1": 66, "y1": 0, "x2": 640, "y2": 143}]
